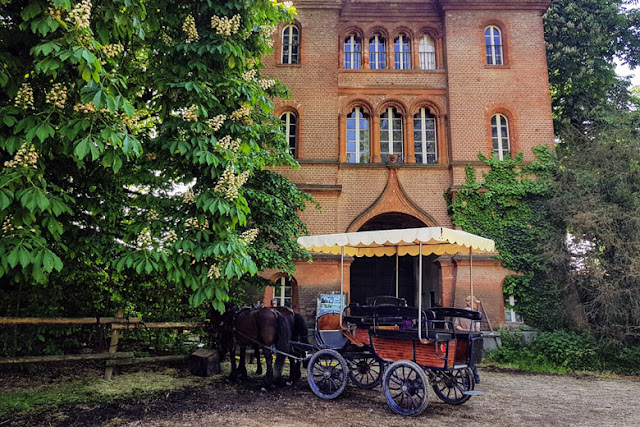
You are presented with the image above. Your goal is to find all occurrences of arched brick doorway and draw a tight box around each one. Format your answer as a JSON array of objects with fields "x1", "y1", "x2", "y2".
[{"x1": 350, "y1": 213, "x2": 440, "y2": 307}]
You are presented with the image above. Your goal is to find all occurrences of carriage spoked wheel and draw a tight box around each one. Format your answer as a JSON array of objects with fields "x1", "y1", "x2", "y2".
[
  {"x1": 348, "y1": 356, "x2": 383, "y2": 389},
  {"x1": 383, "y1": 360, "x2": 429, "y2": 417},
  {"x1": 307, "y1": 349, "x2": 349, "y2": 400},
  {"x1": 431, "y1": 367, "x2": 475, "y2": 405}
]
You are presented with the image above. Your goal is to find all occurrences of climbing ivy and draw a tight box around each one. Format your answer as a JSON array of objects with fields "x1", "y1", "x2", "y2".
[{"x1": 447, "y1": 146, "x2": 571, "y2": 329}]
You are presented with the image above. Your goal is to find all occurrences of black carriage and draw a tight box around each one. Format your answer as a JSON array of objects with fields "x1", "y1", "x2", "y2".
[{"x1": 296, "y1": 227, "x2": 493, "y2": 417}]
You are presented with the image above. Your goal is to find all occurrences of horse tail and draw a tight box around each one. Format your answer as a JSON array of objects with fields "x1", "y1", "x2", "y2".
[
  {"x1": 275, "y1": 310, "x2": 292, "y2": 353},
  {"x1": 294, "y1": 313, "x2": 309, "y2": 344}
]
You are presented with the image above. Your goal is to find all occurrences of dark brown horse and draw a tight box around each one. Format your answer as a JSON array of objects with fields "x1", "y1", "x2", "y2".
[
  {"x1": 254, "y1": 306, "x2": 309, "y2": 383},
  {"x1": 211, "y1": 303, "x2": 291, "y2": 387}
]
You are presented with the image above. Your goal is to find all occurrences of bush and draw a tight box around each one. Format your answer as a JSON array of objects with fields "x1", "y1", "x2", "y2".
[
  {"x1": 486, "y1": 329, "x2": 640, "y2": 375},
  {"x1": 529, "y1": 330, "x2": 601, "y2": 370}
]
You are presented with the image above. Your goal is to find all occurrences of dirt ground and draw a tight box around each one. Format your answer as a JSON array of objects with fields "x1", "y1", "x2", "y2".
[{"x1": 7, "y1": 367, "x2": 640, "y2": 427}]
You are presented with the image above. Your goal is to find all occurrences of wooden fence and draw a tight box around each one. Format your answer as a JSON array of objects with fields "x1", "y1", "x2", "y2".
[{"x1": 0, "y1": 310, "x2": 206, "y2": 380}]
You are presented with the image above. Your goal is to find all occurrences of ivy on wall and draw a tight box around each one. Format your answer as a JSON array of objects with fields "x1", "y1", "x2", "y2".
[{"x1": 447, "y1": 146, "x2": 571, "y2": 329}]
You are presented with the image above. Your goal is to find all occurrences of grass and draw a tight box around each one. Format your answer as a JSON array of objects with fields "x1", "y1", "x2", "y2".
[
  {"x1": 0, "y1": 368, "x2": 224, "y2": 419},
  {"x1": 480, "y1": 359, "x2": 640, "y2": 380}
]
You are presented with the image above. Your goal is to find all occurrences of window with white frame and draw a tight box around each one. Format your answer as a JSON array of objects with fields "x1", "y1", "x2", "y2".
[
  {"x1": 504, "y1": 295, "x2": 523, "y2": 323},
  {"x1": 394, "y1": 35, "x2": 411, "y2": 70},
  {"x1": 413, "y1": 107, "x2": 437, "y2": 164},
  {"x1": 346, "y1": 107, "x2": 370, "y2": 163},
  {"x1": 280, "y1": 112, "x2": 297, "y2": 158},
  {"x1": 380, "y1": 107, "x2": 403, "y2": 161},
  {"x1": 418, "y1": 35, "x2": 436, "y2": 70},
  {"x1": 344, "y1": 34, "x2": 362, "y2": 69},
  {"x1": 491, "y1": 113, "x2": 510, "y2": 160},
  {"x1": 485, "y1": 26, "x2": 503, "y2": 65},
  {"x1": 281, "y1": 25, "x2": 299, "y2": 64},
  {"x1": 369, "y1": 34, "x2": 386, "y2": 70},
  {"x1": 274, "y1": 276, "x2": 292, "y2": 308}
]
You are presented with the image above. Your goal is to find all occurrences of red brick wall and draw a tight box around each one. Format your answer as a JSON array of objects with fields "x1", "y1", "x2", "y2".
[{"x1": 261, "y1": 0, "x2": 555, "y2": 326}]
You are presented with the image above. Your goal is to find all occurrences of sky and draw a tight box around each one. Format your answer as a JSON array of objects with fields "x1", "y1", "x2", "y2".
[{"x1": 616, "y1": 62, "x2": 640, "y2": 87}]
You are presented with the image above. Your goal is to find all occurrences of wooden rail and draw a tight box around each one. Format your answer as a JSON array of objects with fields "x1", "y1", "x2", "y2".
[
  {"x1": 1, "y1": 312, "x2": 208, "y2": 379},
  {"x1": 0, "y1": 352, "x2": 135, "y2": 365},
  {"x1": 111, "y1": 322, "x2": 206, "y2": 330},
  {"x1": 0, "y1": 317, "x2": 141, "y2": 325}
]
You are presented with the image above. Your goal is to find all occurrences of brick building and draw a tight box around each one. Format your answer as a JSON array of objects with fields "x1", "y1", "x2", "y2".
[{"x1": 260, "y1": 0, "x2": 555, "y2": 327}]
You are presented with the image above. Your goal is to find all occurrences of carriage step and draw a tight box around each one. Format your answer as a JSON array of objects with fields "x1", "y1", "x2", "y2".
[{"x1": 462, "y1": 390, "x2": 484, "y2": 397}]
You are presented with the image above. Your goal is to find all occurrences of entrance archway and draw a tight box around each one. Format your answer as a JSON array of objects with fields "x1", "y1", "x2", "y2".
[{"x1": 349, "y1": 213, "x2": 441, "y2": 308}]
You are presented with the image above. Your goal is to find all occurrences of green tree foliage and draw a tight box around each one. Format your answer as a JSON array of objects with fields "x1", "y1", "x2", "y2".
[
  {"x1": 544, "y1": 0, "x2": 640, "y2": 346},
  {"x1": 448, "y1": 147, "x2": 571, "y2": 329},
  {"x1": 548, "y1": 108, "x2": 640, "y2": 346},
  {"x1": 0, "y1": 0, "x2": 310, "y2": 318},
  {"x1": 545, "y1": 0, "x2": 640, "y2": 139}
]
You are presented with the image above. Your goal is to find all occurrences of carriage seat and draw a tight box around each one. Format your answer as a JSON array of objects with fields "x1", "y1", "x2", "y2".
[
  {"x1": 372, "y1": 305, "x2": 436, "y2": 326},
  {"x1": 316, "y1": 312, "x2": 348, "y2": 349}
]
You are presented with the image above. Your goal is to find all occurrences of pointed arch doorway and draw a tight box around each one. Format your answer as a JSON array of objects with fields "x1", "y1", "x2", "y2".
[{"x1": 350, "y1": 213, "x2": 441, "y2": 308}]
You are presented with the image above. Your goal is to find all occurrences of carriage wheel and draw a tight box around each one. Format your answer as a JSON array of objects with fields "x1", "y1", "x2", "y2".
[
  {"x1": 348, "y1": 356, "x2": 383, "y2": 389},
  {"x1": 307, "y1": 349, "x2": 349, "y2": 400},
  {"x1": 383, "y1": 360, "x2": 429, "y2": 417},
  {"x1": 431, "y1": 368, "x2": 475, "y2": 405}
]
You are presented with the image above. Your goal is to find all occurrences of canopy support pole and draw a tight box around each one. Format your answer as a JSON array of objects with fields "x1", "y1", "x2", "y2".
[
  {"x1": 340, "y1": 246, "x2": 344, "y2": 327},
  {"x1": 395, "y1": 249, "x2": 399, "y2": 298},
  {"x1": 418, "y1": 242, "x2": 428, "y2": 344},
  {"x1": 469, "y1": 247, "x2": 474, "y2": 303}
]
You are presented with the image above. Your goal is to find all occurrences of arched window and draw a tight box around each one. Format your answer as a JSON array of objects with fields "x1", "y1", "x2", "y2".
[
  {"x1": 281, "y1": 25, "x2": 299, "y2": 64},
  {"x1": 274, "y1": 276, "x2": 293, "y2": 308},
  {"x1": 346, "y1": 107, "x2": 370, "y2": 163},
  {"x1": 344, "y1": 34, "x2": 362, "y2": 69},
  {"x1": 491, "y1": 114, "x2": 510, "y2": 160},
  {"x1": 394, "y1": 34, "x2": 411, "y2": 70},
  {"x1": 369, "y1": 34, "x2": 386, "y2": 70},
  {"x1": 485, "y1": 26, "x2": 503, "y2": 65},
  {"x1": 418, "y1": 35, "x2": 436, "y2": 70},
  {"x1": 413, "y1": 107, "x2": 437, "y2": 164},
  {"x1": 280, "y1": 112, "x2": 297, "y2": 158},
  {"x1": 380, "y1": 107, "x2": 403, "y2": 162}
]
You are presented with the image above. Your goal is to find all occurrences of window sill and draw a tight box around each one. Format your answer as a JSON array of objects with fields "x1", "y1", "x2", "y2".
[
  {"x1": 484, "y1": 64, "x2": 511, "y2": 69},
  {"x1": 339, "y1": 162, "x2": 448, "y2": 169},
  {"x1": 276, "y1": 63, "x2": 303, "y2": 68},
  {"x1": 339, "y1": 68, "x2": 445, "y2": 74}
]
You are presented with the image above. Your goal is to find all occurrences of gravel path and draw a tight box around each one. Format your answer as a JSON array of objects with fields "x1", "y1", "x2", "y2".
[
  {"x1": 10, "y1": 369, "x2": 640, "y2": 426},
  {"x1": 123, "y1": 370, "x2": 640, "y2": 427}
]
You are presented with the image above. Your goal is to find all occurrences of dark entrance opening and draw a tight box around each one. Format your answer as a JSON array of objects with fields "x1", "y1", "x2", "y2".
[{"x1": 349, "y1": 213, "x2": 429, "y2": 307}]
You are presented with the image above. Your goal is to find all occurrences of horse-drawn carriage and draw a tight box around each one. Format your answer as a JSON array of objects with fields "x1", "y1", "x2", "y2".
[{"x1": 296, "y1": 226, "x2": 493, "y2": 416}]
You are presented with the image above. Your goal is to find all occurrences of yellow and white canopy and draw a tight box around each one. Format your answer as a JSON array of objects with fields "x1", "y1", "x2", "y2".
[{"x1": 297, "y1": 227, "x2": 495, "y2": 257}]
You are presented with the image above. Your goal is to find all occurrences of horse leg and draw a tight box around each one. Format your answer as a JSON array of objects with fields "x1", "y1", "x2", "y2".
[
  {"x1": 254, "y1": 345, "x2": 263, "y2": 375},
  {"x1": 238, "y1": 346, "x2": 248, "y2": 380},
  {"x1": 274, "y1": 353, "x2": 286, "y2": 387},
  {"x1": 263, "y1": 347, "x2": 274, "y2": 387},
  {"x1": 229, "y1": 344, "x2": 238, "y2": 382},
  {"x1": 289, "y1": 356, "x2": 301, "y2": 384}
]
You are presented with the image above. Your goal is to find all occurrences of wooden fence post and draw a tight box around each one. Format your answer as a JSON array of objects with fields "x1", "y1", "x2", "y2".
[{"x1": 104, "y1": 308, "x2": 124, "y2": 380}]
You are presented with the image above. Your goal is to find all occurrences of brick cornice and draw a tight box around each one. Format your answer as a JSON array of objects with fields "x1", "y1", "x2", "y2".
[
  {"x1": 293, "y1": 0, "x2": 343, "y2": 9},
  {"x1": 437, "y1": 0, "x2": 552, "y2": 12},
  {"x1": 296, "y1": 183, "x2": 342, "y2": 193}
]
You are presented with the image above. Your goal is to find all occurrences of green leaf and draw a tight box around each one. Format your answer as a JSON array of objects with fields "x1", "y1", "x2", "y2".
[
  {"x1": 6, "y1": 246, "x2": 20, "y2": 268},
  {"x1": 0, "y1": 189, "x2": 13, "y2": 210},
  {"x1": 74, "y1": 138, "x2": 90, "y2": 160},
  {"x1": 35, "y1": 122, "x2": 54, "y2": 143},
  {"x1": 81, "y1": 67, "x2": 91, "y2": 82},
  {"x1": 21, "y1": 2, "x2": 42, "y2": 20},
  {"x1": 93, "y1": 90, "x2": 104, "y2": 109}
]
